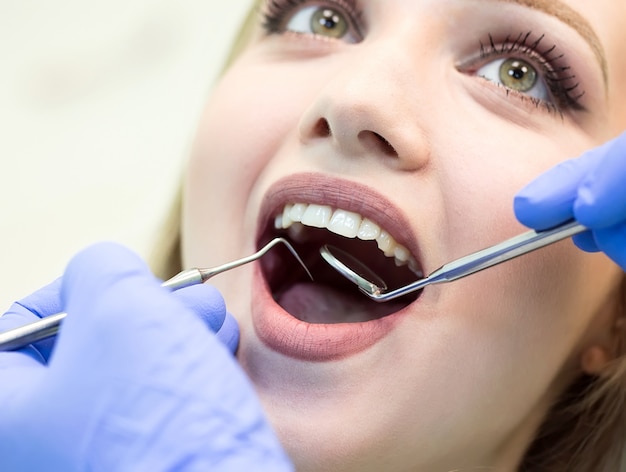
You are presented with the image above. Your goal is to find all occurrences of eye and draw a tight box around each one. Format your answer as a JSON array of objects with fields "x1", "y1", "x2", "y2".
[
  {"x1": 477, "y1": 57, "x2": 549, "y2": 101},
  {"x1": 262, "y1": 1, "x2": 363, "y2": 43},
  {"x1": 288, "y1": 6, "x2": 350, "y2": 39}
]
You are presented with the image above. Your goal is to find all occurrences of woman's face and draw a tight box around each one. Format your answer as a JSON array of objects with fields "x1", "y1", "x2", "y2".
[{"x1": 183, "y1": 0, "x2": 626, "y2": 470}]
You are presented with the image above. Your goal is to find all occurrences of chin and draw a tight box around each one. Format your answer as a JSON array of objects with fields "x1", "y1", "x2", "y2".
[{"x1": 225, "y1": 172, "x2": 438, "y2": 470}]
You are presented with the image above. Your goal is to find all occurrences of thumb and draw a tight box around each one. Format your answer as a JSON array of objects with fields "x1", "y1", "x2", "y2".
[
  {"x1": 514, "y1": 140, "x2": 614, "y2": 230},
  {"x1": 171, "y1": 284, "x2": 227, "y2": 333},
  {"x1": 171, "y1": 285, "x2": 240, "y2": 353},
  {"x1": 574, "y1": 132, "x2": 626, "y2": 228},
  {"x1": 55, "y1": 242, "x2": 212, "y2": 377},
  {"x1": 514, "y1": 155, "x2": 590, "y2": 230}
]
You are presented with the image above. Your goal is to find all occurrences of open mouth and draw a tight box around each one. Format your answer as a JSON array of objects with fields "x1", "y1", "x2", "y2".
[{"x1": 258, "y1": 203, "x2": 423, "y2": 324}]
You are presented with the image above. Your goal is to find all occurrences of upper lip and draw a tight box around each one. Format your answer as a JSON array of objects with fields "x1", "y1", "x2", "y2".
[{"x1": 257, "y1": 172, "x2": 421, "y2": 262}]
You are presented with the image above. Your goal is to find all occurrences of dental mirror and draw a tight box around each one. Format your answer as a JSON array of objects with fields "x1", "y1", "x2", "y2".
[
  {"x1": 320, "y1": 219, "x2": 587, "y2": 303},
  {"x1": 320, "y1": 245, "x2": 387, "y2": 297}
]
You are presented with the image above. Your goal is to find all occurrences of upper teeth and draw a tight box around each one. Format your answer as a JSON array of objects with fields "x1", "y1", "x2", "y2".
[{"x1": 274, "y1": 203, "x2": 422, "y2": 276}]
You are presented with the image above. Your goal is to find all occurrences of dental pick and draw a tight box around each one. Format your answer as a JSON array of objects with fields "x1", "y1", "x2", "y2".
[{"x1": 0, "y1": 238, "x2": 312, "y2": 352}]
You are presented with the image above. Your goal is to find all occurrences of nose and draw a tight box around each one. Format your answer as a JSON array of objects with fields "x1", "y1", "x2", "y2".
[{"x1": 298, "y1": 39, "x2": 431, "y2": 172}]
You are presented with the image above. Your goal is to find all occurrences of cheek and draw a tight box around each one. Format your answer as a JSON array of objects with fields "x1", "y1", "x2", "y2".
[
  {"x1": 426, "y1": 108, "x2": 603, "y2": 257},
  {"x1": 433, "y1": 132, "x2": 617, "y2": 387},
  {"x1": 464, "y1": 247, "x2": 617, "y2": 396},
  {"x1": 187, "y1": 72, "x2": 285, "y2": 210},
  {"x1": 185, "y1": 53, "x2": 334, "y2": 197},
  {"x1": 340, "y1": 251, "x2": 619, "y2": 460},
  {"x1": 182, "y1": 62, "x2": 310, "y2": 263},
  {"x1": 395, "y1": 251, "x2": 618, "y2": 449}
]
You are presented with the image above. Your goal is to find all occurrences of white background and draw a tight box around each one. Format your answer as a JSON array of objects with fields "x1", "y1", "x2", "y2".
[{"x1": 0, "y1": 1, "x2": 252, "y2": 309}]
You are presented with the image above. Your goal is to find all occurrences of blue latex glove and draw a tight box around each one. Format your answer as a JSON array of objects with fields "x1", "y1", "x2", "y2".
[
  {"x1": 515, "y1": 132, "x2": 626, "y2": 271},
  {"x1": 0, "y1": 242, "x2": 293, "y2": 472},
  {"x1": 0, "y1": 276, "x2": 239, "y2": 363}
]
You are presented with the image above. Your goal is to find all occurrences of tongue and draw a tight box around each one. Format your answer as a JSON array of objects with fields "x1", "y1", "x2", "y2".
[{"x1": 275, "y1": 282, "x2": 402, "y2": 324}]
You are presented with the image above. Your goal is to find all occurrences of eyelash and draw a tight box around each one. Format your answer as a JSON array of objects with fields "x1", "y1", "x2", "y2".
[
  {"x1": 259, "y1": 2, "x2": 585, "y2": 115},
  {"x1": 261, "y1": 0, "x2": 364, "y2": 39},
  {"x1": 477, "y1": 32, "x2": 586, "y2": 113}
]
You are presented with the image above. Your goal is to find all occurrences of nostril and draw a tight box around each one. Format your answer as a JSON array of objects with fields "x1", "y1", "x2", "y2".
[
  {"x1": 358, "y1": 130, "x2": 398, "y2": 157},
  {"x1": 313, "y1": 118, "x2": 331, "y2": 138}
]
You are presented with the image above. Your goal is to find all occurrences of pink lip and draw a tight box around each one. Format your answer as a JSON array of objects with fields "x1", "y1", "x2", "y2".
[{"x1": 251, "y1": 172, "x2": 418, "y2": 362}]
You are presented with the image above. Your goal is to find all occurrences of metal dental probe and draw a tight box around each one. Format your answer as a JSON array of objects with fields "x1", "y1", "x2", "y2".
[
  {"x1": 320, "y1": 220, "x2": 587, "y2": 302},
  {"x1": 0, "y1": 238, "x2": 313, "y2": 352}
]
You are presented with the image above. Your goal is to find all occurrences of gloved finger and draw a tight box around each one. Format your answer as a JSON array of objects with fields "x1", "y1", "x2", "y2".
[
  {"x1": 513, "y1": 139, "x2": 618, "y2": 230},
  {"x1": 592, "y1": 222, "x2": 626, "y2": 271},
  {"x1": 514, "y1": 157, "x2": 592, "y2": 230},
  {"x1": 164, "y1": 284, "x2": 239, "y2": 353},
  {"x1": 57, "y1": 242, "x2": 212, "y2": 373},
  {"x1": 215, "y1": 312, "x2": 240, "y2": 354},
  {"x1": 8, "y1": 278, "x2": 63, "y2": 320},
  {"x1": 572, "y1": 231, "x2": 600, "y2": 253},
  {"x1": 171, "y1": 284, "x2": 227, "y2": 333},
  {"x1": 0, "y1": 278, "x2": 62, "y2": 362},
  {"x1": 574, "y1": 132, "x2": 626, "y2": 228}
]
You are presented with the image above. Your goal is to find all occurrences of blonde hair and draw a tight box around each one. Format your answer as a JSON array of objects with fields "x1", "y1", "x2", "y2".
[{"x1": 150, "y1": 2, "x2": 626, "y2": 470}]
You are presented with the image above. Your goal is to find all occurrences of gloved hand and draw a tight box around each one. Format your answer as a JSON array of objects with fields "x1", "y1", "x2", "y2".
[
  {"x1": 515, "y1": 131, "x2": 626, "y2": 271},
  {"x1": 0, "y1": 275, "x2": 239, "y2": 362},
  {"x1": 0, "y1": 242, "x2": 293, "y2": 472}
]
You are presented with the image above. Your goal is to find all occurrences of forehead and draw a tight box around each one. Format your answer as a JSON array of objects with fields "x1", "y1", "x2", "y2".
[
  {"x1": 565, "y1": 0, "x2": 626, "y2": 128},
  {"x1": 560, "y1": 0, "x2": 626, "y2": 69}
]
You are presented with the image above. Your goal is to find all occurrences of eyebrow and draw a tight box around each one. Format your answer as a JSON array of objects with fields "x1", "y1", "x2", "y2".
[{"x1": 499, "y1": 0, "x2": 608, "y2": 85}]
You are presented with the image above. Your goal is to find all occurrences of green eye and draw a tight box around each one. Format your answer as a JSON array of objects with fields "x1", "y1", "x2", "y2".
[
  {"x1": 281, "y1": 5, "x2": 359, "y2": 42},
  {"x1": 477, "y1": 56, "x2": 549, "y2": 101},
  {"x1": 499, "y1": 58, "x2": 538, "y2": 92},
  {"x1": 311, "y1": 8, "x2": 349, "y2": 38}
]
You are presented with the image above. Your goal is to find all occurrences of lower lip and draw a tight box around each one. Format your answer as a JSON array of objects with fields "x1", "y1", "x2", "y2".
[{"x1": 251, "y1": 266, "x2": 406, "y2": 361}]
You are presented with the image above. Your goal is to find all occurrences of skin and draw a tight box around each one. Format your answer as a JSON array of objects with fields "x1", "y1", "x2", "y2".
[{"x1": 182, "y1": 0, "x2": 626, "y2": 470}]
